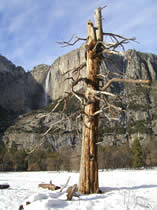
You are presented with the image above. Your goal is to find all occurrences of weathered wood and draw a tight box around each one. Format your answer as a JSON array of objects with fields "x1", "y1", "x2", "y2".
[
  {"x1": 60, "y1": 176, "x2": 71, "y2": 192},
  {"x1": 0, "y1": 184, "x2": 10, "y2": 189},
  {"x1": 102, "y1": 78, "x2": 150, "y2": 91},
  {"x1": 79, "y1": 8, "x2": 103, "y2": 194},
  {"x1": 39, "y1": 183, "x2": 60, "y2": 191},
  {"x1": 66, "y1": 184, "x2": 78, "y2": 200},
  {"x1": 94, "y1": 8, "x2": 103, "y2": 41},
  {"x1": 87, "y1": 20, "x2": 96, "y2": 42}
]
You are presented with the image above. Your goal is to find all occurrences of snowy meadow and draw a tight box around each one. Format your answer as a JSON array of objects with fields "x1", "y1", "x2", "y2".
[{"x1": 0, "y1": 169, "x2": 157, "y2": 210}]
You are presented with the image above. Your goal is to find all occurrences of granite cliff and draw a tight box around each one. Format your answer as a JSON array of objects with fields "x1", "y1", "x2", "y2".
[
  {"x1": 0, "y1": 55, "x2": 51, "y2": 115},
  {"x1": 0, "y1": 47, "x2": 157, "y2": 155}
]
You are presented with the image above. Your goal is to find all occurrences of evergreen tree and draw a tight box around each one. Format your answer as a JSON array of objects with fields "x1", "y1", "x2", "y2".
[{"x1": 132, "y1": 138, "x2": 144, "y2": 168}]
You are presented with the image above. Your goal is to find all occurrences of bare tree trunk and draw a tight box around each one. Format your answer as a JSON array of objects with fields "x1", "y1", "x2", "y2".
[{"x1": 79, "y1": 8, "x2": 102, "y2": 194}]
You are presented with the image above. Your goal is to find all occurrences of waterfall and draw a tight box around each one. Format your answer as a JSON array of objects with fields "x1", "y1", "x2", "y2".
[{"x1": 44, "y1": 70, "x2": 50, "y2": 106}]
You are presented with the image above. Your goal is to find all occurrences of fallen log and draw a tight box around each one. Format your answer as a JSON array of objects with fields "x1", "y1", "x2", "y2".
[
  {"x1": 39, "y1": 183, "x2": 60, "y2": 191},
  {"x1": 0, "y1": 184, "x2": 10, "y2": 189}
]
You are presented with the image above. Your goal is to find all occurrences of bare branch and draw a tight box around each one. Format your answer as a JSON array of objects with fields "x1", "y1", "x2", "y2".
[
  {"x1": 87, "y1": 87, "x2": 116, "y2": 97},
  {"x1": 37, "y1": 96, "x2": 70, "y2": 121},
  {"x1": 72, "y1": 77, "x2": 89, "y2": 87},
  {"x1": 71, "y1": 77, "x2": 90, "y2": 104},
  {"x1": 90, "y1": 106, "x2": 109, "y2": 116},
  {"x1": 103, "y1": 49, "x2": 124, "y2": 56},
  {"x1": 101, "y1": 113, "x2": 119, "y2": 121},
  {"x1": 100, "y1": 5, "x2": 107, "y2": 10},
  {"x1": 103, "y1": 33, "x2": 136, "y2": 42},
  {"x1": 64, "y1": 77, "x2": 75, "y2": 82},
  {"x1": 63, "y1": 62, "x2": 86, "y2": 76},
  {"x1": 57, "y1": 34, "x2": 87, "y2": 47},
  {"x1": 101, "y1": 78, "x2": 150, "y2": 91},
  {"x1": 42, "y1": 111, "x2": 81, "y2": 137},
  {"x1": 97, "y1": 72, "x2": 124, "y2": 81},
  {"x1": 109, "y1": 103, "x2": 123, "y2": 112},
  {"x1": 89, "y1": 33, "x2": 136, "y2": 56},
  {"x1": 72, "y1": 91, "x2": 84, "y2": 104},
  {"x1": 51, "y1": 98, "x2": 65, "y2": 113}
]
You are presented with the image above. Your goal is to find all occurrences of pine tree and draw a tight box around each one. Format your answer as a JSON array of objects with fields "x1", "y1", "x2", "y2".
[{"x1": 132, "y1": 138, "x2": 144, "y2": 168}]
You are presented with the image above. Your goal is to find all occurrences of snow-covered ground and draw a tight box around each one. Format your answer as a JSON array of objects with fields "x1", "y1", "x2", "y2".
[{"x1": 0, "y1": 169, "x2": 157, "y2": 210}]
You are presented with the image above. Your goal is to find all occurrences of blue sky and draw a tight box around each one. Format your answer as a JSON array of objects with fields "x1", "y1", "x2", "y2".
[{"x1": 0, "y1": 0, "x2": 156, "y2": 71}]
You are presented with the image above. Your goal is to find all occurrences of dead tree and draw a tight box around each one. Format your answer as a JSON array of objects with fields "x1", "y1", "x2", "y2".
[
  {"x1": 78, "y1": 11, "x2": 103, "y2": 194},
  {"x1": 50, "y1": 6, "x2": 150, "y2": 194}
]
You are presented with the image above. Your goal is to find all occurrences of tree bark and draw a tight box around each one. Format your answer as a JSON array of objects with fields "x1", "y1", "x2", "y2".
[
  {"x1": 94, "y1": 7, "x2": 103, "y2": 41},
  {"x1": 79, "y1": 8, "x2": 103, "y2": 194}
]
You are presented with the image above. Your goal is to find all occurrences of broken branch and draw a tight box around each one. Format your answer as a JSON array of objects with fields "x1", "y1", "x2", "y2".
[{"x1": 60, "y1": 176, "x2": 71, "y2": 192}]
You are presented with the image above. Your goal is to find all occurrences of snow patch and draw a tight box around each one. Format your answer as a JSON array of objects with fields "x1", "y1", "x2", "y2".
[{"x1": 0, "y1": 170, "x2": 157, "y2": 210}]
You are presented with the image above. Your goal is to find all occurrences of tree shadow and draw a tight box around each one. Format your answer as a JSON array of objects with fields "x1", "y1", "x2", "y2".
[
  {"x1": 100, "y1": 184, "x2": 157, "y2": 193},
  {"x1": 46, "y1": 191, "x2": 70, "y2": 209},
  {"x1": 74, "y1": 184, "x2": 157, "y2": 204},
  {"x1": 46, "y1": 199, "x2": 69, "y2": 209}
]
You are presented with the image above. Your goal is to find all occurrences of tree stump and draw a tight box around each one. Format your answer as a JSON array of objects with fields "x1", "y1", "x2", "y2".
[{"x1": 66, "y1": 184, "x2": 78, "y2": 200}]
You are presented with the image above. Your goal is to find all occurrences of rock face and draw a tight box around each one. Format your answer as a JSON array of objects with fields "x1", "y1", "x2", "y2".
[
  {"x1": 0, "y1": 55, "x2": 28, "y2": 113},
  {"x1": 0, "y1": 55, "x2": 51, "y2": 114},
  {"x1": 48, "y1": 44, "x2": 86, "y2": 100},
  {"x1": 31, "y1": 64, "x2": 51, "y2": 107},
  {"x1": 124, "y1": 50, "x2": 157, "y2": 144},
  {"x1": 0, "y1": 56, "x2": 51, "y2": 150},
  {"x1": 99, "y1": 50, "x2": 157, "y2": 146},
  {"x1": 0, "y1": 47, "x2": 157, "y2": 152},
  {"x1": 2, "y1": 98, "x2": 81, "y2": 152}
]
